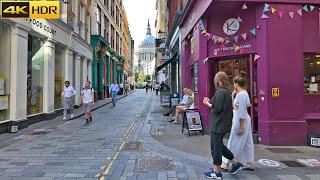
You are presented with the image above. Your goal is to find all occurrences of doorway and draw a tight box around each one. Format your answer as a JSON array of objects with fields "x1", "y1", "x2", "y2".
[{"x1": 213, "y1": 56, "x2": 259, "y2": 133}]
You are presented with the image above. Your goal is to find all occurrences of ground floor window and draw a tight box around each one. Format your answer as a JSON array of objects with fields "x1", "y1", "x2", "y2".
[
  {"x1": 304, "y1": 54, "x2": 320, "y2": 95},
  {"x1": 0, "y1": 23, "x2": 11, "y2": 121},
  {"x1": 80, "y1": 57, "x2": 83, "y2": 88},
  {"x1": 27, "y1": 35, "x2": 44, "y2": 115},
  {"x1": 54, "y1": 44, "x2": 65, "y2": 109}
]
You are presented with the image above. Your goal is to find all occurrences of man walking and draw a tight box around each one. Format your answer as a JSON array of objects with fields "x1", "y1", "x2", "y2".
[
  {"x1": 80, "y1": 81, "x2": 94, "y2": 124},
  {"x1": 109, "y1": 81, "x2": 119, "y2": 106},
  {"x1": 62, "y1": 81, "x2": 76, "y2": 120}
]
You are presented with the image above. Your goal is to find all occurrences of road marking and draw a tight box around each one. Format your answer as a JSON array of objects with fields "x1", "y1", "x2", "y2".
[{"x1": 98, "y1": 120, "x2": 139, "y2": 179}]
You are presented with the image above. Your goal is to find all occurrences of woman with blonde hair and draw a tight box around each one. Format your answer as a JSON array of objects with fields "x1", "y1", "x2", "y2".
[
  {"x1": 171, "y1": 88, "x2": 195, "y2": 124},
  {"x1": 203, "y1": 71, "x2": 243, "y2": 179}
]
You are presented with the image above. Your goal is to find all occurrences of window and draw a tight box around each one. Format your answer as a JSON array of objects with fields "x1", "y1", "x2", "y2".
[
  {"x1": 304, "y1": 54, "x2": 320, "y2": 95},
  {"x1": 111, "y1": 26, "x2": 115, "y2": 49},
  {"x1": 54, "y1": 45, "x2": 65, "y2": 109},
  {"x1": 116, "y1": 33, "x2": 119, "y2": 53},
  {"x1": 27, "y1": 35, "x2": 44, "y2": 115},
  {"x1": 119, "y1": 14, "x2": 122, "y2": 31},
  {"x1": 106, "y1": 0, "x2": 110, "y2": 11},
  {"x1": 104, "y1": 15, "x2": 109, "y2": 42},
  {"x1": 96, "y1": 6, "x2": 101, "y2": 35},
  {"x1": 0, "y1": 23, "x2": 11, "y2": 121},
  {"x1": 111, "y1": 0, "x2": 115, "y2": 18}
]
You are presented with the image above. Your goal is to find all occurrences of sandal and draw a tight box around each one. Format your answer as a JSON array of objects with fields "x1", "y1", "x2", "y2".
[{"x1": 243, "y1": 165, "x2": 254, "y2": 171}]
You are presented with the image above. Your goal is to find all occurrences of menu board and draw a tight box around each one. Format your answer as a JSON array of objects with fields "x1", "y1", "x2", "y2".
[
  {"x1": 193, "y1": 62, "x2": 198, "y2": 92},
  {"x1": 185, "y1": 110, "x2": 203, "y2": 131},
  {"x1": 160, "y1": 93, "x2": 171, "y2": 107}
]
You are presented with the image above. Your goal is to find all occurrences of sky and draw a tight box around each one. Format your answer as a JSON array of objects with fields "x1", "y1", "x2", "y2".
[{"x1": 123, "y1": 0, "x2": 157, "y2": 51}]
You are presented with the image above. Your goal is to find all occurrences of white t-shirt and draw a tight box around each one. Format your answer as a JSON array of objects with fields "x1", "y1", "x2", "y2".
[
  {"x1": 81, "y1": 88, "x2": 94, "y2": 104},
  {"x1": 180, "y1": 94, "x2": 189, "y2": 104},
  {"x1": 63, "y1": 86, "x2": 76, "y2": 98}
]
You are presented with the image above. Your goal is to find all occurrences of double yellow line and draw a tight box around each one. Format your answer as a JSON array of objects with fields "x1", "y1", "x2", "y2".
[{"x1": 97, "y1": 120, "x2": 139, "y2": 180}]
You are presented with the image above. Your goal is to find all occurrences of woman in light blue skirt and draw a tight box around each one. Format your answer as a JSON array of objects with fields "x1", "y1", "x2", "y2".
[{"x1": 222, "y1": 75, "x2": 254, "y2": 170}]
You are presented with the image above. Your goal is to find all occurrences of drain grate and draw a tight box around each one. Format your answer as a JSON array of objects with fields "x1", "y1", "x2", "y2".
[
  {"x1": 266, "y1": 148, "x2": 301, "y2": 153},
  {"x1": 124, "y1": 142, "x2": 141, "y2": 151},
  {"x1": 280, "y1": 161, "x2": 306, "y2": 167},
  {"x1": 137, "y1": 156, "x2": 174, "y2": 172}
]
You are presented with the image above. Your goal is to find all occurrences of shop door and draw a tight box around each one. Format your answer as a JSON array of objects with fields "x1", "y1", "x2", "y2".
[{"x1": 215, "y1": 57, "x2": 259, "y2": 133}]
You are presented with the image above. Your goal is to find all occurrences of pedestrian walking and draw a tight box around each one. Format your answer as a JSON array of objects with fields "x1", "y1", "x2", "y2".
[
  {"x1": 125, "y1": 82, "x2": 129, "y2": 96},
  {"x1": 80, "y1": 81, "x2": 94, "y2": 124},
  {"x1": 222, "y1": 75, "x2": 254, "y2": 171},
  {"x1": 203, "y1": 71, "x2": 243, "y2": 179},
  {"x1": 145, "y1": 83, "x2": 149, "y2": 93},
  {"x1": 109, "y1": 81, "x2": 119, "y2": 106},
  {"x1": 155, "y1": 82, "x2": 160, "y2": 96},
  {"x1": 62, "y1": 81, "x2": 76, "y2": 120}
]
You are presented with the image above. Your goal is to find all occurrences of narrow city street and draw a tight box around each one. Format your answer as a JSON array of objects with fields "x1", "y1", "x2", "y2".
[{"x1": 0, "y1": 90, "x2": 318, "y2": 180}]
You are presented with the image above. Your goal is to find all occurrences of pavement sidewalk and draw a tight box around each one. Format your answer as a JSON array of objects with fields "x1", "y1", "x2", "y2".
[
  {"x1": 0, "y1": 91, "x2": 134, "y2": 150},
  {"x1": 150, "y1": 94, "x2": 320, "y2": 169}
]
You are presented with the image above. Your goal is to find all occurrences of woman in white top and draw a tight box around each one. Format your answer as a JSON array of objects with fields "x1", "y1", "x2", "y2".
[
  {"x1": 222, "y1": 75, "x2": 254, "y2": 170},
  {"x1": 80, "y1": 81, "x2": 95, "y2": 124},
  {"x1": 171, "y1": 88, "x2": 194, "y2": 124}
]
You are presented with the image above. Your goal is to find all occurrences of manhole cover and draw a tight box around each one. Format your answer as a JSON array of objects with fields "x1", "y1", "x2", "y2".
[
  {"x1": 137, "y1": 156, "x2": 174, "y2": 172},
  {"x1": 124, "y1": 142, "x2": 141, "y2": 151},
  {"x1": 266, "y1": 148, "x2": 301, "y2": 153},
  {"x1": 280, "y1": 161, "x2": 306, "y2": 167}
]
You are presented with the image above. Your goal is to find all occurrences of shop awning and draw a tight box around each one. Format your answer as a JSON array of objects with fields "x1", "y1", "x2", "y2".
[{"x1": 156, "y1": 53, "x2": 178, "y2": 72}]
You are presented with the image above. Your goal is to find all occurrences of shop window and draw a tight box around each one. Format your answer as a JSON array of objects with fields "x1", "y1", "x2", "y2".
[
  {"x1": 0, "y1": 23, "x2": 11, "y2": 121},
  {"x1": 27, "y1": 35, "x2": 44, "y2": 115},
  {"x1": 218, "y1": 58, "x2": 250, "y2": 91},
  {"x1": 304, "y1": 54, "x2": 320, "y2": 95},
  {"x1": 80, "y1": 58, "x2": 84, "y2": 88},
  {"x1": 54, "y1": 45, "x2": 65, "y2": 109}
]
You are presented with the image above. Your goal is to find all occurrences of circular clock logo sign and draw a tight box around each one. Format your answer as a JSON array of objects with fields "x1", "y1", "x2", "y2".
[{"x1": 223, "y1": 18, "x2": 240, "y2": 36}]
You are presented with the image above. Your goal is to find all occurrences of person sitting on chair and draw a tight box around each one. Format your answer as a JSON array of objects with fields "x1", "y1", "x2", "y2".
[
  {"x1": 171, "y1": 89, "x2": 195, "y2": 124},
  {"x1": 163, "y1": 88, "x2": 190, "y2": 117}
]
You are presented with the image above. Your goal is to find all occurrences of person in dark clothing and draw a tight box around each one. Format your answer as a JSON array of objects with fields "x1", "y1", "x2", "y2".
[
  {"x1": 145, "y1": 84, "x2": 149, "y2": 93},
  {"x1": 203, "y1": 71, "x2": 243, "y2": 179}
]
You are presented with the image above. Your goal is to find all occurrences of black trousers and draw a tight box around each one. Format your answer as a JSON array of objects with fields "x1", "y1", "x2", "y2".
[{"x1": 211, "y1": 132, "x2": 234, "y2": 166}]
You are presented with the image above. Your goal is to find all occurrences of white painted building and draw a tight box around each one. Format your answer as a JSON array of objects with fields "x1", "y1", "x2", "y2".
[{"x1": 0, "y1": 1, "x2": 93, "y2": 128}]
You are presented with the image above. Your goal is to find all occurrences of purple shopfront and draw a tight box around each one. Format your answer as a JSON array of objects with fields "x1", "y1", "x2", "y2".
[{"x1": 180, "y1": 0, "x2": 320, "y2": 145}]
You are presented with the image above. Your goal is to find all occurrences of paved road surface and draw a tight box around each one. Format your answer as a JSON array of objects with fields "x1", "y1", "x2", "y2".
[{"x1": 0, "y1": 90, "x2": 319, "y2": 180}]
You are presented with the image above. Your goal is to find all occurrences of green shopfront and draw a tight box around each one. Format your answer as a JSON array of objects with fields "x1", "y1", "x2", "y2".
[{"x1": 91, "y1": 35, "x2": 125, "y2": 100}]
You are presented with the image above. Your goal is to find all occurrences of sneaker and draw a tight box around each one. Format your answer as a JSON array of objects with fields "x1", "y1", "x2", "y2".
[
  {"x1": 62, "y1": 116, "x2": 67, "y2": 120},
  {"x1": 70, "y1": 114, "x2": 74, "y2": 118},
  {"x1": 163, "y1": 113, "x2": 170, "y2": 116},
  {"x1": 90, "y1": 117, "x2": 92, "y2": 122},
  {"x1": 229, "y1": 162, "x2": 243, "y2": 175},
  {"x1": 204, "y1": 168, "x2": 222, "y2": 179}
]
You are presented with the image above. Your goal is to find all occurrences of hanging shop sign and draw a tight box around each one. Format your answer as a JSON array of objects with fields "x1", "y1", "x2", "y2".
[{"x1": 223, "y1": 18, "x2": 240, "y2": 35}]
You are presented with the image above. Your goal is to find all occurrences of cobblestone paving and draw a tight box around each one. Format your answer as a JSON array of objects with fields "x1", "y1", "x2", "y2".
[{"x1": 0, "y1": 90, "x2": 319, "y2": 180}]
